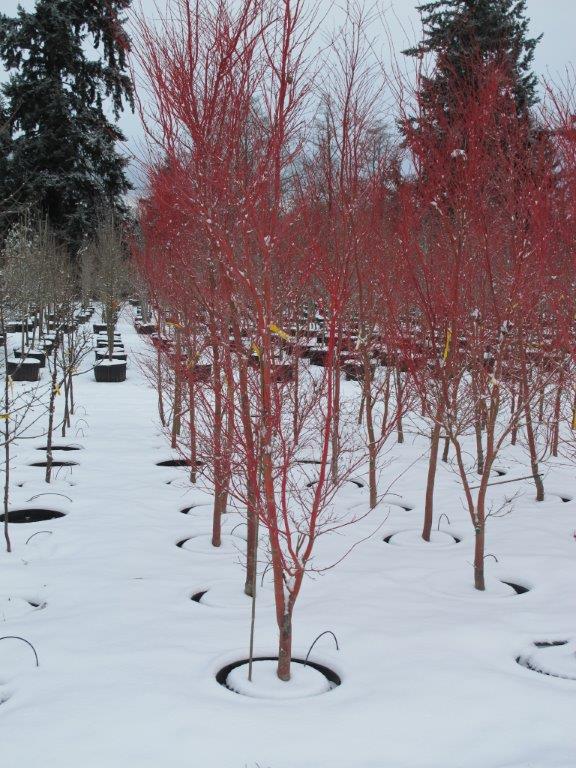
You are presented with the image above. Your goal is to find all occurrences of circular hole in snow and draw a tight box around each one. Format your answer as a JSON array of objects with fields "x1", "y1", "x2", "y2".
[
  {"x1": 0, "y1": 509, "x2": 66, "y2": 524},
  {"x1": 180, "y1": 504, "x2": 236, "y2": 516},
  {"x1": 36, "y1": 445, "x2": 82, "y2": 452},
  {"x1": 383, "y1": 529, "x2": 461, "y2": 546},
  {"x1": 426, "y1": 570, "x2": 529, "y2": 599},
  {"x1": 217, "y1": 657, "x2": 341, "y2": 698},
  {"x1": 177, "y1": 533, "x2": 246, "y2": 554},
  {"x1": 190, "y1": 583, "x2": 274, "y2": 609},
  {"x1": 157, "y1": 459, "x2": 203, "y2": 468},
  {"x1": 0, "y1": 596, "x2": 46, "y2": 621},
  {"x1": 29, "y1": 461, "x2": 78, "y2": 468},
  {"x1": 306, "y1": 478, "x2": 364, "y2": 489},
  {"x1": 517, "y1": 640, "x2": 576, "y2": 681}
]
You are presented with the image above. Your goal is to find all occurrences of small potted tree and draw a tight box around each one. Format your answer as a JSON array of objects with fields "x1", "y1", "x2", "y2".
[{"x1": 91, "y1": 211, "x2": 128, "y2": 382}]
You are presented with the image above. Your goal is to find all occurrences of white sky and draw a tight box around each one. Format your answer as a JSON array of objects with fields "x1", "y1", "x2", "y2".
[{"x1": 1, "y1": 0, "x2": 575, "y2": 189}]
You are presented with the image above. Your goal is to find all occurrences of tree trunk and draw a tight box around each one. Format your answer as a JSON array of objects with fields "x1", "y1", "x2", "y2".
[
  {"x1": 551, "y1": 369, "x2": 563, "y2": 458},
  {"x1": 171, "y1": 329, "x2": 182, "y2": 449},
  {"x1": 45, "y1": 346, "x2": 59, "y2": 484},
  {"x1": 423, "y1": 407, "x2": 443, "y2": 542},
  {"x1": 395, "y1": 368, "x2": 404, "y2": 444},
  {"x1": 441, "y1": 435, "x2": 450, "y2": 462},
  {"x1": 331, "y1": 363, "x2": 340, "y2": 483},
  {"x1": 277, "y1": 610, "x2": 293, "y2": 682},
  {"x1": 3, "y1": 336, "x2": 11, "y2": 553},
  {"x1": 473, "y1": 524, "x2": 486, "y2": 591},
  {"x1": 364, "y1": 355, "x2": 378, "y2": 509}
]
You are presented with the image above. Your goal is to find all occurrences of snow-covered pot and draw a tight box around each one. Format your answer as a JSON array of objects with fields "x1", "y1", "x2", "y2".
[
  {"x1": 6, "y1": 321, "x2": 34, "y2": 333},
  {"x1": 129, "y1": 298, "x2": 141, "y2": 307},
  {"x1": 92, "y1": 323, "x2": 109, "y2": 334},
  {"x1": 309, "y1": 347, "x2": 328, "y2": 367},
  {"x1": 272, "y1": 363, "x2": 294, "y2": 383},
  {"x1": 95, "y1": 348, "x2": 128, "y2": 362},
  {"x1": 190, "y1": 363, "x2": 212, "y2": 383},
  {"x1": 7, "y1": 357, "x2": 41, "y2": 382},
  {"x1": 13, "y1": 347, "x2": 46, "y2": 368},
  {"x1": 135, "y1": 322, "x2": 157, "y2": 335},
  {"x1": 96, "y1": 338, "x2": 123, "y2": 349},
  {"x1": 0, "y1": 334, "x2": 4, "y2": 347},
  {"x1": 94, "y1": 359, "x2": 127, "y2": 382},
  {"x1": 342, "y1": 360, "x2": 376, "y2": 382}
]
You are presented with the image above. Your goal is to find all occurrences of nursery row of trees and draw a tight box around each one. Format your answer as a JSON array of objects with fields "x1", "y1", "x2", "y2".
[
  {"x1": 130, "y1": 0, "x2": 576, "y2": 681},
  {"x1": 0, "y1": 211, "x2": 131, "y2": 551}
]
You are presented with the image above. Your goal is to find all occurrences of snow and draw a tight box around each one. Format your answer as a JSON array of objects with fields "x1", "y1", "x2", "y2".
[
  {"x1": 94, "y1": 358, "x2": 126, "y2": 367},
  {"x1": 226, "y1": 659, "x2": 332, "y2": 699},
  {"x1": 520, "y1": 642, "x2": 576, "y2": 681},
  {"x1": 0, "y1": 308, "x2": 575, "y2": 767}
]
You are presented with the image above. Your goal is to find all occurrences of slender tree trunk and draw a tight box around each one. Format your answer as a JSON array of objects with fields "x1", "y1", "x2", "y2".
[
  {"x1": 524, "y1": 397, "x2": 544, "y2": 501},
  {"x1": 187, "y1": 376, "x2": 197, "y2": 484},
  {"x1": 46, "y1": 364, "x2": 58, "y2": 484},
  {"x1": 551, "y1": 369, "x2": 563, "y2": 458},
  {"x1": 331, "y1": 360, "x2": 341, "y2": 484},
  {"x1": 511, "y1": 388, "x2": 518, "y2": 445},
  {"x1": 473, "y1": 523, "x2": 486, "y2": 591},
  {"x1": 423, "y1": 404, "x2": 443, "y2": 542},
  {"x1": 3, "y1": 324, "x2": 11, "y2": 553},
  {"x1": 380, "y1": 367, "x2": 391, "y2": 438},
  {"x1": 395, "y1": 368, "x2": 404, "y2": 444},
  {"x1": 441, "y1": 435, "x2": 450, "y2": 463},
  {"x1": 171, "y1": 328, "x2": 182, "y2": 448},
  {"x1": 363, "y1": 354, "x2": 378, "y2": 509},
  {"x1": 277, "y1": 609, "x2": 293, "y2": 682},
  {"x1": 156, "y1": 347, "x2": 166, "y2": 427}
]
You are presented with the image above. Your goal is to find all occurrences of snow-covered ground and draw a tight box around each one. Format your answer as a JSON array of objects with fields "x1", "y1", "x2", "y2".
[{"x1": 0, "y1": 311, "x2": 575, "y2": 768}]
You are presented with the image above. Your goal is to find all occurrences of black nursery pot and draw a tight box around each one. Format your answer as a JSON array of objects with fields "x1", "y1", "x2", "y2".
[
  {"x1": 93, "y1": 323, "x2": 110, "y2": 334},
  {"x1": 14, "y1": 348, "x2": 46, "y2": 368},
  {"x1": 94, "y1": 361, "x2": 127, "y2": 382},
  {"x1": 272, "y1": 363, "x2": 294, "y2": 383},
  {"x1": 7, "y1": 358, "x2": 40, "y2": 382},
  {"x1": 95, "y1": 349, "x2": 128, "y2": 362},
  {"x1": 135, "y1": 322, "x2": 157, "y2": 335},
  {"x1": 96, "y1": 338, "x2": 123, "y2": 349},
  {"x1": 309, "y1": 348, "x2": 328, "y2": 367}
]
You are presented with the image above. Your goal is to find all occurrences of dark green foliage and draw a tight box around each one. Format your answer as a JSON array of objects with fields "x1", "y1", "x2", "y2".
[
  {"x1": 405, "y1": 1, "x2": 541, "y2": 123},
  {"x1": 0, "y1": 1, "x2": 134, "y2": 253}
]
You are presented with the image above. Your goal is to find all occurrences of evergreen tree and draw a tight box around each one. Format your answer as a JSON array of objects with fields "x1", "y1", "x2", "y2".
[
  {"x1": 0, "y1": 96, "x2": 12, "y2": 229},
  {"x1": 0, "y1": 0, "x2": 134, "y2": 254},
  {"x1": 404, "y1": 1, "x2": 541, "y2": 124}
]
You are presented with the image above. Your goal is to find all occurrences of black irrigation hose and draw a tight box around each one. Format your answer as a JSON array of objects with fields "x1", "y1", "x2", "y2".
[
  {"x1": 0, "y1": 636, "x2": 39, "y2": 667},
  {"x1": 25, "y1": 530, "x2": 53, "y2": 545},
  {"x1": 437, "y1": 513, "x2": 451, "y2": 530},
  {"x1": 304, "y1": 631, "x2": 339, "y2": 666},
  {"x1": 26, "y1": 492, "x2": 73, "y2": 503}
]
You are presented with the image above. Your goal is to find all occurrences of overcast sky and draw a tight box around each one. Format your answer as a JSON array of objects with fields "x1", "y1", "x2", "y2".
[{"x1": 2, "y1": 0, "x2": 574, "y2": 189}]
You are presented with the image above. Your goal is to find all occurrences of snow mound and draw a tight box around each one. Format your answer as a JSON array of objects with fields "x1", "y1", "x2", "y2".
[
  {"x1": 198, "y1": 582, "x2": 274, "y2": 610},
  {"x1": 226, "y1": 660, "x2": 332, "y2": 699},
  {"x1": 179, "y1": 533, "x2": 246, "y2": 555},
  {"x1": 386, "y1": 529, "x2": 460, "y2": 547},
  {"x1": 520, "y1": 641, "x2": 576, "y2": 680}
]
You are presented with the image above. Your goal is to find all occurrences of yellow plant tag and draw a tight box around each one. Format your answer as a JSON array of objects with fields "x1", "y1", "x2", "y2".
[
  {"x1": 53, "y1": 384, "x2": 61, "y2": 396},
  {"x1": 572, "y1": 409, "x2": 576, "y2": 430},
  {"x1": 0, "y1": 413, "x2": 9, "y2": 420},
  {"x1": 442, "y1": 328, "x2": 452, "y2": 361},
  {"x1": 269, "y1": 323, "x2": 291, "y2": 341},
  {"x1": 251, "y1": 342, "x2": 261, "y2": 357}
]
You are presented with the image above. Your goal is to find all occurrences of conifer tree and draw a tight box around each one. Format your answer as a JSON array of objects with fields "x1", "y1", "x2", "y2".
[
  {"x1": 0, "y1": 1, "x2": 134, "y2": 254},
  {"x1": 405, "y1": 1, "x2": 541, "y2": 124}
]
